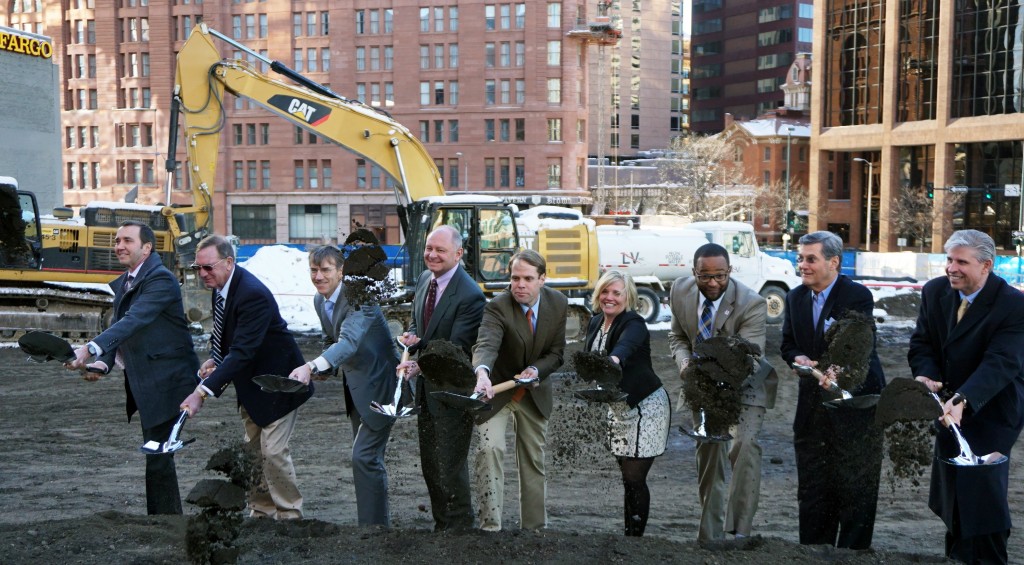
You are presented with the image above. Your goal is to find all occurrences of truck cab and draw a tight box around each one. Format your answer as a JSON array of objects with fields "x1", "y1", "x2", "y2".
[{"x1": 0, "y1": 176, "x2": 41, "y2": 270}]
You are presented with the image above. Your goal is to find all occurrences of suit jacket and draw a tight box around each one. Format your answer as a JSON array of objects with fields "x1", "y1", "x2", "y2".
[
  {"x1": 93, "y1": 253, "x2": 199, "y2": 430},
  {"x1": 408, "y1": 267, "x2": 486, "y2": 407},
  {"x1": 315, "y1": 286, "x2": 397, "y2": 432},
  {"x1": 908, "y1": 272, "x2": 1024, "y2": 537},
  {"x1": 202, "y1": 266, "x2": 312, "y2": 428},
  {"x1": 584, "y1": 310, "x2": 662, "y2": 408},
  {"x1": 471, "y1": 285, "x2": 567, "y2": 423},
  {"x1": 780, "y1": 274, "x2": 885, "y2": 433},
  {"x1": 668, "y1": 276, "x2": 777, "y2": 409}
]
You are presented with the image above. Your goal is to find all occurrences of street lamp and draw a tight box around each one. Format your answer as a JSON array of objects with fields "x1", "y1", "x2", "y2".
[
  {"x1": 785, "y1": 126, "x2": 794, "y2": 236},
  {"x1": 853, "y1": 157, "x2": 873, "y2": 251}
]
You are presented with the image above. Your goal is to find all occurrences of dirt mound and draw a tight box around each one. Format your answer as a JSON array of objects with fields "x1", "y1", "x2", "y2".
[{"x1": 876, "y1": 292, "x2": 921, "y2": 318}]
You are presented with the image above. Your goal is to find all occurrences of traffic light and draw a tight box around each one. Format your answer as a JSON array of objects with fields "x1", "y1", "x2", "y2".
[
  {"x1": 926, "y1": 183, "x2": 934, "y2": 199},
  {"x1": 786, "y1": 210, "x2": 796, "y2": 231},
  {"x1": 984, "y1": 189, "x2": 993, "y2": 200}
]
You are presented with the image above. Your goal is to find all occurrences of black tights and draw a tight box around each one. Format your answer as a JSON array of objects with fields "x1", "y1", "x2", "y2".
[{"x1": 618, "y1": 456, "x2": 655, "y2": 536}]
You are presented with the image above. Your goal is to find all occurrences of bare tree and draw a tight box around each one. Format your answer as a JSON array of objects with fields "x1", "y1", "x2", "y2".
[
  {"x1": 657, "y1": 133, "x2": 749, "y2": 221},
  {"x1": 884, "y1": 185, "x2": 962, "y2": 251}
]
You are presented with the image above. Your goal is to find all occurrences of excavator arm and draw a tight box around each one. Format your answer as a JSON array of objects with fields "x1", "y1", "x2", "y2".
[{"x1": 171, "y1": 23, "x2": 444, "y2": 247}]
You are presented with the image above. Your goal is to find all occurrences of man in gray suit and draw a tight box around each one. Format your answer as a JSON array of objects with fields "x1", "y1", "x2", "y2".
[
  {"x1": 397, "y1": 225, "x2": 486, "y2": 531},
  {"x1": 668, "y1": 243, "x2": 774, "y2": 541},
  {"x1": 67, "y1": 220, "x2": 199, "y2": 515},
  {"x1": 289, "y1": 245, "x2": 397, "y2": 527}
]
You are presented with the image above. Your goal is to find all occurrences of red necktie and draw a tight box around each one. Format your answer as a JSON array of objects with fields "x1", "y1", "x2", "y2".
[
  {"x1": 513, "y1": 308, "x2": 535, "y2": 403},
  {"x1": 422, "y1": 279, "x2": 438, "y2": 329}
]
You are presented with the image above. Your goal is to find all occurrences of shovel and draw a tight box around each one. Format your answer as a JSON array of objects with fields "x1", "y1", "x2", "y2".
[
  {"x1": 431, "y1": 374, "x2": 539, "y2": 412},
  {"x1": 679, "y1": 409, "x2": 733, "y2": 443},
  {"x1": 19, "y1": 331, "x2": 76, "y2": 364},
  {"x1": 792, "y1": 362, "x2": 854, "y2": 400},
  {"x1": 139, "y1": 409, "x2": 195, "y2": 455},
  {"x1": 253, "y1": 373, "x2": 309, "y2": 394},
  {"x1": 931, "y1": 393, "x2": 1007, "y2": 467},
  {"x1": 370, "y1": 337, "x2": 415, "y2": 418}
]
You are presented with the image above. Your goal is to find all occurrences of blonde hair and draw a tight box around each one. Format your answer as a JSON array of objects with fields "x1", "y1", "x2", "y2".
[{"x1": 590, "y1": 270, "x2": 638, "y2": 313}]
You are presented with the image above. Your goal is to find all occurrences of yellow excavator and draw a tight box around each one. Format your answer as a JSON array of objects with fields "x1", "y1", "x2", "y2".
[{"x1": 171, "y1": 24, "x2": 598, "y2": 339}]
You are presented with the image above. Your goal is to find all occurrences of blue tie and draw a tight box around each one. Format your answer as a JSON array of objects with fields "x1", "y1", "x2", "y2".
[
  {"x1": 697, "y1": 299, "x2": 714, "y2": 343},
  {"x1": 324, "y1": 299, "x2": 334, "y2": 323},
  {"x1": 812, "y1": 292, "x2": 823, "y2": 328}
]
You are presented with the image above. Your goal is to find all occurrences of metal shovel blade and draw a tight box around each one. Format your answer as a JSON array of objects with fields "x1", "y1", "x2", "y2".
[
  {"x1": 18, "y1": 331, "x2": 76, "y2": 364},
  {"x1": 369, "y1": 338, "x2": 416, "y2": 419},
  {"x1": 432, "y1": 391, "x2": 490, "y2": 411},
  {"x1": 792, "y1": 363, "x2": 854, "y2": 403},
  {"x1": 679, "y1": 409, "x2": 733, "y2": 443},
  {"x1": 139, "y1": 410, "x2": 194, "y2": 455},
  {"x1": 573, "y1": 387, "x2": 628, "y2": 403}
]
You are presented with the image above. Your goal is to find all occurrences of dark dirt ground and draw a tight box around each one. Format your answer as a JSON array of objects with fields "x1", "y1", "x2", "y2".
[{"x1": 1, "y1": 305, "x2": 1020, "y2": 564}]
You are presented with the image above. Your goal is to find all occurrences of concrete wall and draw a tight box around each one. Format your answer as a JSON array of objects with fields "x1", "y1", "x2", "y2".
[{"x1": 0, "y1": 26, "x2": 62, "y2": 214}]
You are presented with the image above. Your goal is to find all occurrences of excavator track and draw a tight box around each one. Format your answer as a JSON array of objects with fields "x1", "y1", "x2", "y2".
[{"x1": 0, "y1": 285, "x2": 113, "y2": 343}]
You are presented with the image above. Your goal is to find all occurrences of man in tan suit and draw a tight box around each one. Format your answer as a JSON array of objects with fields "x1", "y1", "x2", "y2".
[
  {"x1": 472, "y1": 249, "x2": 567, "y2": 532},
  {"x1": 668, "y1": 242, "x2": 775, "y2": 541}
]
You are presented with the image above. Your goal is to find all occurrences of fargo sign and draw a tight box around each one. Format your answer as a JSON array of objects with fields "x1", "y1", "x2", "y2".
[{"x1": 0, "y1": 30, "x2": 54, "y2": 59}]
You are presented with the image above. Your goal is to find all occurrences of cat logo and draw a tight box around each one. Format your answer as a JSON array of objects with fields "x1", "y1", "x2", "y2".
[{"x1": 267, "y1": 95, "x2": 331, "y2": 127}]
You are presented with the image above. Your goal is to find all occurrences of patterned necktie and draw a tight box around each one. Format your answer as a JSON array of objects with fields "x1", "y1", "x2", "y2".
[
  {"x1": 956, "y1": 299, "x2": 970, "y2": 324},
  {"x1": 697, "y1": 299, "x2": 714, "y2": 344},
  {"x1": 526, "y1": 307, "x2": 535, "y2": 334},
  {"x1": 124, "y1": 275, "x2": 135, "y2": 292},
  {"x1": 211, "y1": 293, "x2": 225, "y2": 366},
  {"x1": 422, "y1": 279, "x2": 438, "y2": 329}
]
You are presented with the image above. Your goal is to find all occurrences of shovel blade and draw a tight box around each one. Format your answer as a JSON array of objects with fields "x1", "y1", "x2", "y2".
[
  {"x1": 678, "y1": 425, "x2": 732, "y2": 444},
  {"x1": 431, "y1": 391, "x2": 489, "y2": 412}
]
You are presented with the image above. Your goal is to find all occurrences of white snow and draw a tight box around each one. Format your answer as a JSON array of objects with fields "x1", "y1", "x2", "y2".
[{"x1": 240, "y1": 245, "x2": 321, "y2": 333}]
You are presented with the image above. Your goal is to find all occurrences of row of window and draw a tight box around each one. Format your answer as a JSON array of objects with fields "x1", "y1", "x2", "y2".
[
  {"x1": 66, "y1": 161, "x2": 102, "y2": 190},
  {"x1": 293, "y1": 11, "x2": 330, "y2": 37},
  {"x1": 356, "y1": 9, "x2": 395, "y2": 35},
  {"x1": 64, "y1": 125, "x2": 101, "y2": 149},
  {"x1": 293, "y1": 48, "x2": 331, "y2": 73}
]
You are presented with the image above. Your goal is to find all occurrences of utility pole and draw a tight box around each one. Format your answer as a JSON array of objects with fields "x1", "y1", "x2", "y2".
[
  {"x1": 785, "y1": 125, "x2": 794, "y2": 235},
  {"x1": 854, "y1": 157, "x2": 874, "y2": 251}
]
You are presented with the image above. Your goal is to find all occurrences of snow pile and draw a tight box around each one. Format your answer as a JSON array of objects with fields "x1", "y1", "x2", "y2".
[{"x1": 240, "y1": 245, "x2": 321, "y2": 333}]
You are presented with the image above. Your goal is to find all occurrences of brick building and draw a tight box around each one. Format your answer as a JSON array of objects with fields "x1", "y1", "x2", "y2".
[{"x1": 3, "y1": 0, "x2": 600, "y2": 245}]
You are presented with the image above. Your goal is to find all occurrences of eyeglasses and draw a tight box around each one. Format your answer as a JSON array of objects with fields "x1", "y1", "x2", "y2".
[
  {"x1": 694, "y1": 272, "x2": 729, "y2": 283},
  {"x1": 189, "y1": 257, "x2": 228, "y2": 273}
]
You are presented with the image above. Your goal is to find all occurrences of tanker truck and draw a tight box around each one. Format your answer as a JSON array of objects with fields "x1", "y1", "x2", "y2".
[{"x1": 595, "y1": 221, "x2": 801, "y2": 324}]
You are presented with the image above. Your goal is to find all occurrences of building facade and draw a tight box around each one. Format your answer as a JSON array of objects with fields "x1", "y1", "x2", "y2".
[
  {"x1": 810, "y1": 0, "x2": 1024, "y2": 253},
  {"x1": 0, "y1": 24, "x2": 63, "y2": 213},
  {"x1": 689, "y1": 0, "x2": 813, "y2": 134},
  {"x1": 3, "y1": 0, "x2": 597, "y2": 245}
]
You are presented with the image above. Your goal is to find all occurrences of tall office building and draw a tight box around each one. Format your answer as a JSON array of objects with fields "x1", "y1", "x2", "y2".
[
  {"x1": 689, "y1": 0, "x2": 812, "y2": 134},
  {"x1": 2, "y1": 0, "x2": 595, "y2": 245},
  {"x1": 810, "y1": 0, "x2": 1024, "y2": 253}
]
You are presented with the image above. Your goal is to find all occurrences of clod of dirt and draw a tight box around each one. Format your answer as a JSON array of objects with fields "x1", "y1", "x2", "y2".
[
  {"x1": 681, "y1": 336, "x2": 760, "y2": 436},
  {"x1": 547, "y1": 372, "x2": 614, "y2": 475},
  {"x1": 570, "y1": 350, "x2": 623, "y2": 388},
  {"x1": 884, "y1": 419, "x2": 935, "y2": 495},
  {"x1": 344, "y1": 228, "x2": 380, "y2": 246},
  {"x1": 187, "y1": 443, "x2": 262, "y2": 564},
  {"x1": 185, "y1": 479, "x2": 246, "y2": 511},
  {"x1": 341, "y1": 245, "x2": 397, "y2": 306},
  {"x1": 417, "y1": 339, "x2": 475, "y2": 391},
  {"x1": 875, "y1": 378, "x2": 941, "y2": 428},
  {"x1": 205, "y1": 444, "x2": 262, "y2": 491},
  {"x1": 819, "y1": 311, "x2": 875, "y2": 393}
]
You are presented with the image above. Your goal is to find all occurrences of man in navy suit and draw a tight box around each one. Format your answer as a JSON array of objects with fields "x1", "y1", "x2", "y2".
[
  {"x1": 780, "y1": 230, "x2": 885, "y2": 549},
  {"x1": 68, "y1": 220, "x2": 199, "y2": 514},
  {"x1": 288, "y1": 244, "x2": 397, "y2": 527},
  {"x1": 909, "y1": 229, "x2": 1024, "y2": 564},
  {"x1": 180, "y1": 234, "x2": 312, "y2": 520},
  {"x1": 397, "y1": 225, "x2": 486, "y2": 531}
]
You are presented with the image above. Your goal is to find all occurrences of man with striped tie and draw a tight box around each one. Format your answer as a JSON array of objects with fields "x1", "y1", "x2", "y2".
[
  {"x1": 668, "y1": 242, "x2": 773, "y2": 542},
  {"x1": 66, "y1": 220, "x2": 199, "y2": 515},
  {"x1": 180, "y1": 234, "x2": 312, "y2": 520}
]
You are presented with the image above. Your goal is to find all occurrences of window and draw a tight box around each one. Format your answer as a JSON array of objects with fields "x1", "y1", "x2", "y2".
[
  {"x1": 515, "y1": 118, "x2": 525, "y2": 141},
  {"x1": 547, "y1": 2, "x2": 561, "y2": 27},
  {"x1": 261, "y1": 161, "x2": 271, "y2": 189},
  {"x1": 370, "y1": 46, "x2": 380, "y2": 70},
  {"x1": 499, "y1": 119, "x2": 510, "y2": 141},
  {"x1": 500, "y1": 80, "x2": 511, "y2": 104},
  {"x1": 449, "y1": 120, "x2": 460, "y2": 142},
  {"x1": 485, "y1": 119, "x2": 496, "y2": 141},
  {"x1": 500, "y1": 42, "x2": 510, "y2": 67},
  {"x1": 289, "y1": 204, "x2": 337, "y2": 242},
  {"x1": 420, "y1": 121, "x2": 430, "y2": 142},
  {"x1": 499, "y1": 158, "x2": 510, "y2": 187},
  {"x1": 419, "y1": 8, "x2": 429, "y2": 32},
  {"x1": 233, "y1": 205, "x2": 275, "y2": 241},
  {"x1": 500, "y1": 4, "x2": 511, "y2": 28},
  {"x1": 547, "y1": 78, "x2": 561, "y2": 104},
  {"x1": 547, "y1": 41, "x2": 561, "y2": 66},
  {"x1": 548, "y1": 118, "x2": 562, "y2": 141},
  {"x1": 434, "y1": 120, "x2": 444, "y2": 143},
  {"x1": 434, "y1": 44, "x2": 443, "y2": 68},
  {"x1": 547, "y1": 159, "x2": 562, "y2": 188},
  {"x1": 383, "y1": 46, "x2": 393, "y2": 69},
  {"x1": 516, "y1": 42, "x2": 525, "y2": 66},
  {"x1": 356, "y1": 9, "x2": 365, "y2": 34},
  {"x1": 420, "y1": 45, "x2": 430, "y2": 69},
  {"x1": 485, "y1": 5, "x2": 495, "y2": 30},
  {"x1": 449, "y1": 44, "x2": 459, "y2": 68},
  {"x1": 420, "y1": 82, "x2": 430, "y2": 105},
  {"x1": 355, "y1": 47, "x2": 365, "y2": 71},
  {"x1": 434, "y1": 81, "x2": 445, "y2": 105},
  {"x1": 294, "y1": 161, "x2": 305, "y2": 189},
  {"x1": 370, "y1": 9, "x2": 380, "y2": 33},
  {"x1": 758, "y1": 5, "x2": 792, "y2": 23},
  {"x1": 515, "y1": 158, "x2": 525, "y2": 186},
  {"x1": 763, "y1": 147, "x2": 771, "y2": 161},
  {"x1": 486, "y1": 43, "x2": 495, "y2": 67},
  {"x1": 516, "y1": 3, "x2": 526, "y2": 27},
  {"x1": 485, "y1": 80, "x2": 496, "y2": 105},
  {"x1": 484, "y1": 158, "x2": 495, "y2": 187},
  {"x1": 516, "y1": 80, "x2": 526, "y2": 104},
  {"x1": 449, "y1": 6, "x2": 459, "y2": 31},
  {"x1": 799, "y1": 3, "x2": 813, "y2": 18}
]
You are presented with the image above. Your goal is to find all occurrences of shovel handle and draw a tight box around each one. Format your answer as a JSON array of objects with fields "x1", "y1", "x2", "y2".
[{"x1": 490, "y1": 373, "x2": 538, "y2": 394}]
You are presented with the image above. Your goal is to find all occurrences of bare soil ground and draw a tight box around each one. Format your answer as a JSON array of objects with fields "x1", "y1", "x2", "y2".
[{"x1": 1, "y1": 317, "x2": 1019, "y2": 564}]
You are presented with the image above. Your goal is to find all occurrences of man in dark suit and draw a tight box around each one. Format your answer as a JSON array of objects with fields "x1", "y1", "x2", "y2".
[
  {"x1": 668, "y1": 243, "x2": 775, "y2": 541},
  {"x1": 472, "y1": 249, "x2": 567, "y2": 531},
  {"x1": 780, "y1": 230, "x2": 885, "y2": 549},
  {"x1": 909, "y1": 229, "x2": 1024, "y2": 565},
  {"x1": 288, "y1": 245, "x2": 397, "y2": 527},
  {"x1": 396, "y1": 225, "x2": 486, "y2": 531},
  {"x1": 180, "y1": 234, "x2": 312, "y2": 520},
  {"x1": 67, "y1": 220, "x2": 199, "y2": 515}
]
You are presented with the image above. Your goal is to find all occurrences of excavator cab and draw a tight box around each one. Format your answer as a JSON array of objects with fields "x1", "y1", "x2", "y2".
[{"x1": 0, "y1": 179, "x2": 41, "y2": 270}]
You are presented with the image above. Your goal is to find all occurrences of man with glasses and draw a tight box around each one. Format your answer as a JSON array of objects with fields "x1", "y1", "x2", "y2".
[
  {"x1": 179, "y1": 234, "x2": 313, "y2": 520},
  {"x1": 781, "y1": 230, "x2": 884, "y2": 549},
  {"x1": 668, "y1": 242, "x2": 775, "y2": 541},
  {"x1": 66, "y1": 220, "x2": 199, "y2": 515}
]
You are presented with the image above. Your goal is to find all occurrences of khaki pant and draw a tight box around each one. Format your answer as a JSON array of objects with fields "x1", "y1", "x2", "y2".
[
  {"x1": 695, "y1": 404, "x2": 765, "y2": 540},
  {"x1": 241, "y1": 406, "x2": 303, "y2": 520},
  {"x1": 474, "y1": 395, "x2": 548, "y2": 531}
]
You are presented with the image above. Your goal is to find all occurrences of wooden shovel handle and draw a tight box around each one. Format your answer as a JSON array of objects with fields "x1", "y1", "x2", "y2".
[{"x1": 491, "y1": 373, "x2": 536, "y2": 394}]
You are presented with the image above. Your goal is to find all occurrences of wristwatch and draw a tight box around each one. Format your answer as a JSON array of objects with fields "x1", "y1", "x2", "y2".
[{"x1": 87, "y1": 343, "x2": 99, "y2": 357}]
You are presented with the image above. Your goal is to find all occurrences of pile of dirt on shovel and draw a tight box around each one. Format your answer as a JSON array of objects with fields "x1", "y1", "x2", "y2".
[
  {"x1": 819, "y1": 311, "x2": 875, "y2": 393},
  {"x1": 681, "y1": 336, "x2": 761, "y2": 436}
]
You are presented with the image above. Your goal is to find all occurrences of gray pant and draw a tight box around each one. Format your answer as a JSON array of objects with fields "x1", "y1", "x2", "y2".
[{"x1": 695, "y1": 404, "x2": 766, "y2": 540}]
